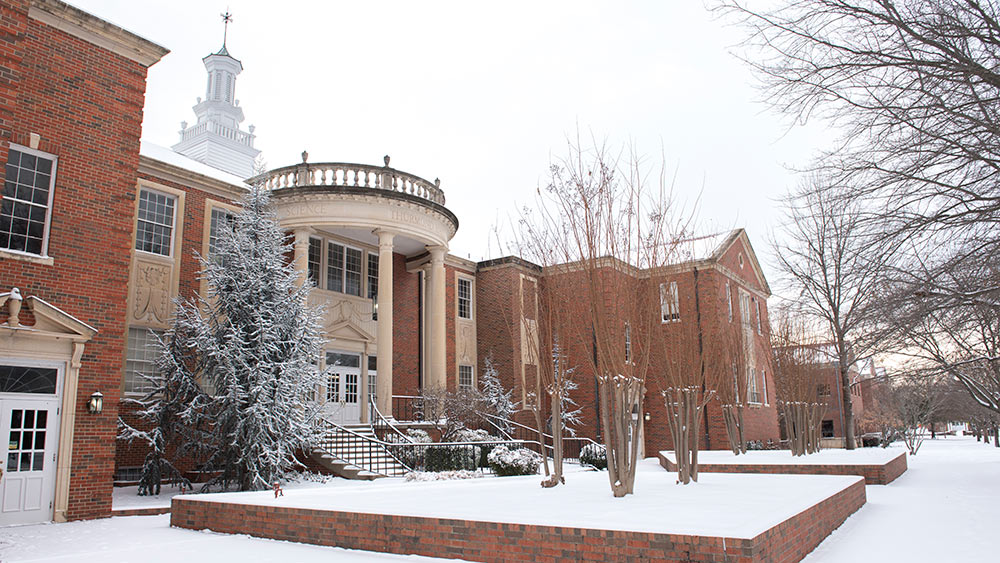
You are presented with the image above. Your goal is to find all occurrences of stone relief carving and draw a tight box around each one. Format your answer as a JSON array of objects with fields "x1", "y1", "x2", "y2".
[
  {"x1": 132, "y1": 261, "x2": 172, "y2": 325},
  {"x1": 314, "y1": 294, "x2": 376, "y2": 340},
  {"x1": 459, "y1": 323, "x2": 475, "y2": 363}
]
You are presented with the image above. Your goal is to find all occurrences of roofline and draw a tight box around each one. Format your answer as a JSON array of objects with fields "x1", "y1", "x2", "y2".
[
  {"x1": 29, "y1": 0, "x2": 169, "y2": 68},
  {"x1": 138, "y1": 154, "x2": 248, "y2": 201}
]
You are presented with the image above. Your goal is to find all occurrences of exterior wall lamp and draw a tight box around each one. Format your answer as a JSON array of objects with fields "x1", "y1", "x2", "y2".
[
  {"x1": 88, "y1": 391, "x2": 103, "y2": 414},
  {"x1": 644, "y1": 412, "x2": 651, "y2": 423},
  {"x1": 371, "y1": 294, "x2": 378, "y2": 321}
]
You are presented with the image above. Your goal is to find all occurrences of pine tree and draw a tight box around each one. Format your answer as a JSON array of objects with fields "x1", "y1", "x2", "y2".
[
  {"x1": 124, "y1": 187, "x2": 324, "y2": 492},
  {"x1": 480, "y1": 354, "x2": 516, "y2": 429}
]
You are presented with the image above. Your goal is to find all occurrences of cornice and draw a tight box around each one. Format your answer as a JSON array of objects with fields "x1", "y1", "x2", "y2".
[
  {"x1": 138, "y1": 155, "x2": 248, "y2": 202},
  {"x1": 29, "y1": 0, "x2": 169, "y2": 68}
]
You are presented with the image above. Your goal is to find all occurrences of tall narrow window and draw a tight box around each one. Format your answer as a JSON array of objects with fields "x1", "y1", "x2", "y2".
[
  {"x1": 1, "y1": 146, "x2": 56, "y2": 256},
  {"x1": 367, "y1": 253, "x2": 379, "y2": 299},
  {"x1": 756, "y1": 300, "x2": 763, "y2": 335},
  {"x1": 761, "y1": 368, "x2": 768, "y2": 405},
  {"x1": 660, "y1": 281, "x2": 680, "y2": 323},
  {"x1": 726, "y1": 281, "x2": 733, "y2": 323},
  {"x1": 327, "y1": 242, "x2": 344, "y2": 292},
  {"x1": 344, "y1": 247, "x2": 362, "y2": 296},
  {"x1": 367, "y1": 355, "x2": 377, "y2": 399},
  {"x1": 624, "y1": 322, "x2": 632, "y2": 362},
  {"x1": 125, "y1": 328, "x2": 162, "y2": 395},
  {"x1": 135, "y1": 188, "x2": 176, "y2": 256},
  {"x1": 458, "y1": 278, "x2": 472, "y2": 319},
  {"x1": 748, "y1": 367, "x2": 760, "y2": 404},
  {"x1": 459, "y1": 365, "x2": 473, "y2": 390},
  {"x1": 307, "y1": 238, "x2": 322, "y2": 285},
  {"x1": 208, "y1": 207, "x2": 235, "y2": 263}
]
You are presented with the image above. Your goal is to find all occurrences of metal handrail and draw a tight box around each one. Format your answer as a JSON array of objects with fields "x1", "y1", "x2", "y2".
[
  {"x1": 370, "y1": 401, "x2": 416, "y2": 444},
  {"x1": 479, "y1": 412, "x2": 601, "y2": 460}
]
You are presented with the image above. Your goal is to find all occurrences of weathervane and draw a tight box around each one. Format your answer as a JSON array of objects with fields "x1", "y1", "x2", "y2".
[{"x1": 221, "y1": 9, "x2": 233, "y2": 47}]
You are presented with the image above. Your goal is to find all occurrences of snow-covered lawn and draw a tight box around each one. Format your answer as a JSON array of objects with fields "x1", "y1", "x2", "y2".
[
  {"x1": 659, "y1": 446, "x2": 902, "y2": 465},
  {"x1": 4, "y1": 437, "x2": 997, "y2": 562},
  {"x1": 175, "y1": 460, "x2": 859, "y2": 539},
  {"x1": 804, "y1": 436, "x2": 1000, "y2": 562}
]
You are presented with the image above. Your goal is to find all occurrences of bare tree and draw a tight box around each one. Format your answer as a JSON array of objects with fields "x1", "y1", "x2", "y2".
[
  {"x1": 771, "y1": 311, "x2": 828, "y2": 455},
  {"x1": 708, "y1": 291, "x2": 749, "y2": 455},
  {"x1": 509, "y1": 140, "x2": 689, "y2": 497},
  {"x1": 893, "y1": 376, "x2": 946, "y2": 455},
  {"x1": 773, "y1": 182, "x2": 890, "y2": 449}
]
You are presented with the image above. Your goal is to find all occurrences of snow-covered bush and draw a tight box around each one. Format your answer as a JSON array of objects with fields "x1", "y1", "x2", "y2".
[
  {"x1": 404, "y1": 470, "x2": 483, "y2": 482},
  {"x1": 487, "y1": 445, "x2": 541, "y2": 476},
  {"x1": 450, "y1": 428, "x2": 501, "y2": 468},
  {"x1": 425, "y1": 444, "x2": 479, "y2": 472},
  {"x1": 394, "y1": 429, "x2": 432, "y2": 469},
  {"x1": 579, "y1": 443, "x2": 607, "y2": 470}
]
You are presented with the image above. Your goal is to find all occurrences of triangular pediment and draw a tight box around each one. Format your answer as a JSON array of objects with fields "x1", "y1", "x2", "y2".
[
  {"x1": 714, "y1": 229, "x2": 771, "y2": 297},
  {"x1": 0, "y1": 293, "x2": 97, "y2": 340},
  {"x1": 324, "y1": 319, "x2": 374, "y2": 343}
]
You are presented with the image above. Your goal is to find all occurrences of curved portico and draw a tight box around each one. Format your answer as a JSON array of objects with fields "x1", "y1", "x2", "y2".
[{"x1": 253, "y1": 157, "x2": 458, "y2": 421}]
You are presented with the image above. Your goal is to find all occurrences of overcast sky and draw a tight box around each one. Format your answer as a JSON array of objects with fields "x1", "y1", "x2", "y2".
[{"x1": 71, "y1": 0, "x2": 832, "y2": 297}]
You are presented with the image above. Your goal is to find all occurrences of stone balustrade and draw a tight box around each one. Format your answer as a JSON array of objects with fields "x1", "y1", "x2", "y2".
[
  {"x1": 180, "y1": 121, "x2": 255, "y2": 147},
  {"x1": 250, "y1": 160, "x2": 445, "y2": 206}
]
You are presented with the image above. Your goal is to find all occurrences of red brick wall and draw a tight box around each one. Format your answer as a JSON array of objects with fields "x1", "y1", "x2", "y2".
[
  {"x1": 392, "y1": 252, "x2": 420, "y2": 396},
  {"x1": 0, "y1": 7, "x2": 153, "y2": 520},
  {"x1": 172, "y1": 476, "x2": 866, "y2": 563},
  {"x1": 657, "y1": 450, "x2": 907, "y2": 485}
]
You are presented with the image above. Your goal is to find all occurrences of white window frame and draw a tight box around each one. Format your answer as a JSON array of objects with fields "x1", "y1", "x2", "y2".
[
  {"x1": 206, "y1": 205, "x2": 236, "y2": 263},
  {"x1": 761, "y1": 368, "x2": 769, "y2": 406},
  {"x1": 457, "y1": 277, "x2": 473, "y2": 319},
  {"x1": 458, "y1": 364, "x2": 474, "y2": 390},
  {"x1": 726, "y1": 281, "x2": 733, "y2": 323},
  {"x1": 124, "y1": 327, "x2": 163, "y2": 396},
  {"x1": 660, "y1": 281, "x2": 680, "y2": 323},
  {"x1": 747, "y1": 367, "x2": 761, "y2": 405},
  {"x1": 1, "y1": 144, "x2": 58, "y2": 258},
  {"x1": 306, "y1": 235, "x2": 371, "y2": 297},
  {"x1": 624, "y1": 322, "x2": 632, "y2": 362},
  {"x1": 756, "y1": 299, "x2": 763, "y2": 335},
  {"x1": 135, "y1": 187, "x2": 177, "y2": 257}
]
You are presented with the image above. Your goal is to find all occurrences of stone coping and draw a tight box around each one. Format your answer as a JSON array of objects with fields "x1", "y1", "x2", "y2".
[{"x1": 658, "y1": 450, "x2": 908, "y2": 485}]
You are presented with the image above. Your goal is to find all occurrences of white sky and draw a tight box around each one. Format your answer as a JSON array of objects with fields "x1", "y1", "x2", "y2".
[{"x1": 69, "y1": 0, "x2": 832, "y2": 294}]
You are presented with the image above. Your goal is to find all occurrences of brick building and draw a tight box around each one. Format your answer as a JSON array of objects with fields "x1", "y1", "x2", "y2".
[{"x1": 1, "y1": 1, "x2": 778, "y2": 525}]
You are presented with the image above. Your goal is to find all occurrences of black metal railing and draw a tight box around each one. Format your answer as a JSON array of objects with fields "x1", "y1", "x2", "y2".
[
  {"x1": 315, "y1": 415, "x2": 544, "y2": 477},
  {"x1": 392, "y1": 395, "x2": 425, "y2": 421},
  {"x1": 478, "y1": 412, "x2": 601, "y2": 461}
]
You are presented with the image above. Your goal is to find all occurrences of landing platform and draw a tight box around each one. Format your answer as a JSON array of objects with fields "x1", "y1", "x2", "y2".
[
  {"x1": 171, "y1": 460, "x2": 865, "y2": 562},
  {"x1": 658, "y1": 448, "x2": 908, "y2": 485}
]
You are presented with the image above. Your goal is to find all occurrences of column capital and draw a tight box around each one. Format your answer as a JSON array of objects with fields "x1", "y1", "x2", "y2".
[
  {"x1": 292, "y1": 226, "x2": 315, "y2": 238},
  {"x1": 375, "y1": 229, "x2": 396, "y2": 248},
  {"x1": 427, "y1": 245, "x2": 448, "y2": 262}
]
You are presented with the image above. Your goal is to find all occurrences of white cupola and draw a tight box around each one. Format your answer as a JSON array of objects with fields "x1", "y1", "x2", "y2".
[{"x1": 172, "y1": 13, "x2": 260, "y2": 179}]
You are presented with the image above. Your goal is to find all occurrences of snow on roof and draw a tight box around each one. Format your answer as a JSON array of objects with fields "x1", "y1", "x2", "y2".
[
  {"x1": 139, "y1": 141, "x2": 250, "y2": 189},
  {"x1": 671, "y1": 229, "x2": 739, "y2": 264}
]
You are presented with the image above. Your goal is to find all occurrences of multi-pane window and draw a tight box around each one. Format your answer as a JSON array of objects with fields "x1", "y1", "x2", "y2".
[
  {"x1": 344, "y1": 246, "x2": 362, "y2": 296},
  {"x1": 660, "y1": 281, "x2": 680, "y2": 323},
  {"x1": 756, "y1": 300, "x2": 763, "y2": 335},
  {"x1": 0, "y1": 366, "x2": 57, "y2": 394},
  {"x1": 326, "y1": 373, "x2": 340, "y2": 402},
  {"x1": 125, "y1": 327, "x2": 162, "y2": 394},
  {"x1": 326, "y1": 242, "x2": 343, "y2": 291},
  {"x1": 307, "y1": 238, "x2": 322, "y2": 284},
  {"x1": 624, "y1": 322, "x2": 632, "y2": 362},
  {"x1": 368, "y1": 254, "x2": 379, "y2": 299},
  {"x1": 1, "y1": 147, "x2": 56, "y2": 255},
  {"x1": 817, "y1": 383, "x2": 831, "y2": 397},
  {"x1": 135, "y1": 189, "x2": 176, "y2": 256},
  {"x1": 726, "y1": 281, "x2": 733, "y2": 323},
  {"x1": 739, "y1": 291, "x2": 752, "y2": 328},
  {"x1": 458, "y1": 278, "x2": 472, "y2": 319},
  {"x1": 761, "y1": 369, "x2": 768, "y2": 406},
  {"x1": 459, "y1": 365, "x2": 473, "y2": 390},
  {"x1": 6, "y1": 408, "x2": 48, "y2": 473},
  {"x1": 208, "y1": 207, "x2": 235, "y2": 263},
  {"x1": 747, "y1": 367, "x2": 761, "y2": 404},
  {"x1": 368, "y1": 355, "x2": 377, "y2": 399}
]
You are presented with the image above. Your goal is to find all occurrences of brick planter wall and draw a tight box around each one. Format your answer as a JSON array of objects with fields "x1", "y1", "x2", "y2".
[
  {"x1": 657, "y1": 451, "x2": 907, "y2": 485},
  {"x1": 171, "y1": 478, "x2": 865, "y2": 563}
]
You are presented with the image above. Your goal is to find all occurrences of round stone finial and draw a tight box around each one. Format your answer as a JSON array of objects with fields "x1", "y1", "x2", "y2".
[
  {"x1": 435, "y1": 178, "x2": 441, "y2": 187},
  {"x1": 301, "y1": 150, "x2": 309, "y2": 163},
  {"x1": 249, "y1": 124, "x2": 255, "y2": 133},
  {"x1": 384, "y1": 155, "x2": 391, "y2": 167},
  {"x1": 180, "y1": 120, "x2": 187, "y2": 130}
]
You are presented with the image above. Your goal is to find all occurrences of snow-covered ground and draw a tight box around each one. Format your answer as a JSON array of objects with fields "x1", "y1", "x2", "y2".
[
  {"x1": 173, "y1": 461, "x2": 859, "y2": 538},
  {"x1": 3, "y1": 437, "x2": 997, "y2": 562},
  {"x1": 804, "y1": 436, "x2": 1000, "y2": 562},
  {"x1": 659, "y1": 446, "x2": 902, "y2": 465}
]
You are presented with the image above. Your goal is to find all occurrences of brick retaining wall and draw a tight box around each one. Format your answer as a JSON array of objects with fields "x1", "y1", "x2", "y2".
[
  {"x1": 171, "y1": 478, "x2": 865, "y2": 563},
  {"x1": 657, "y1": 451, "x2": 907, "y2": 485}
]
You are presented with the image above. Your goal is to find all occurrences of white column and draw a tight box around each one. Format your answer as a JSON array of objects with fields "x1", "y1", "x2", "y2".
[
  {"x1": 375, "y1": 230, "x2": 395, "y2": 417},
  {"x1": 292, "y1": 228, "x2": 313, "y2": 287},
  {"x1": 427, "y1": 245, "x2": 448, "y2": 392}
]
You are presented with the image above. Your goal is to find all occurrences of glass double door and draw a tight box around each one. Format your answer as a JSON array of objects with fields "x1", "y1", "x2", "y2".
[{"x1": 324, "y1": 352, "x2": 361, "y2": 424}]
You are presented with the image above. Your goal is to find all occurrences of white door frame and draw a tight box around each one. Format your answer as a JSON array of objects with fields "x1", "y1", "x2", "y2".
[
  {"x1": 0, "y1": 359, "x2": 65, "y2": 526},
  {"x1": 323, "y1": 351, "x2": 361, "y2": 424}
]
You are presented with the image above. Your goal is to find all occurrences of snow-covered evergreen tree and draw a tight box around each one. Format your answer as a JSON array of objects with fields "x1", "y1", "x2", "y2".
[
  {"x1": 124, "y1": 186, "x2": 324, "y2": 492},
  {"x1": 480, "y1": 355, "x2": 516, "y2": 428}
]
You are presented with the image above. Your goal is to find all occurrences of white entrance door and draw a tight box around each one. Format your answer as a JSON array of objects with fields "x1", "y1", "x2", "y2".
[
  {"x1": 1, "y1": 397, "x2": 60, "y2": 525},
  {"x1": 324, "y1": 352, "x2": 361, "y2": 424}
]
